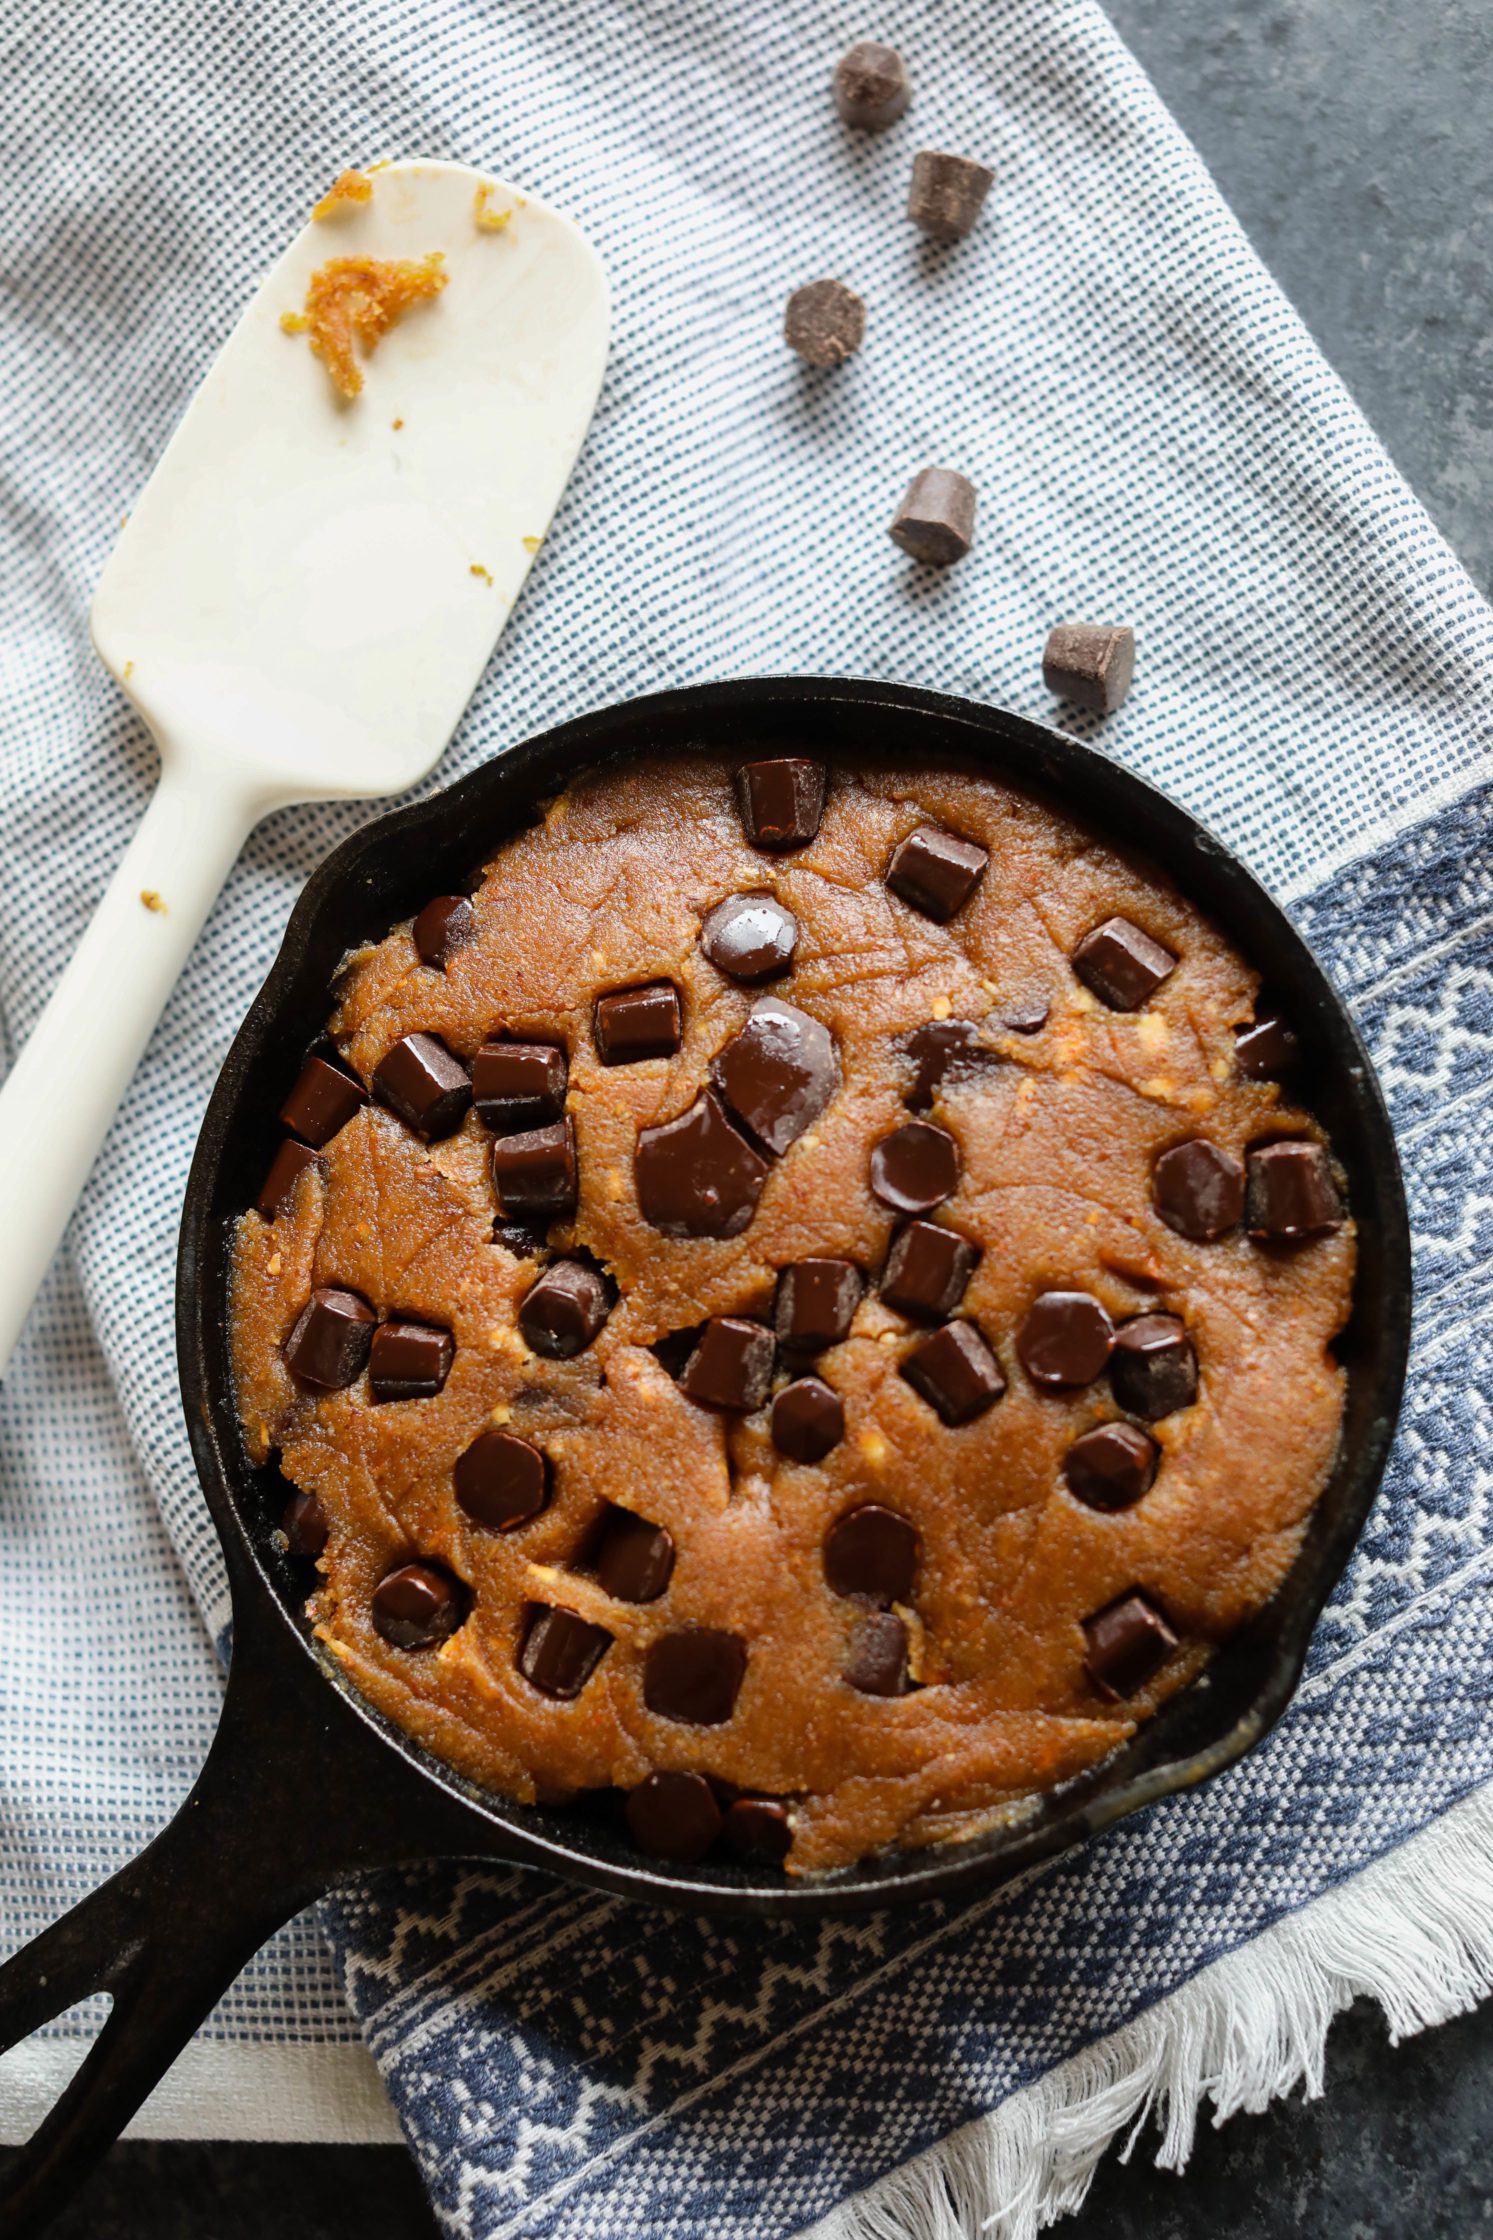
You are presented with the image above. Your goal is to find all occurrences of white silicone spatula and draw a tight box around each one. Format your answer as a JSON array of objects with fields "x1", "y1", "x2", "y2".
[{"x1": 0, "y1": 159, "x2": 609, "y2": 1375}]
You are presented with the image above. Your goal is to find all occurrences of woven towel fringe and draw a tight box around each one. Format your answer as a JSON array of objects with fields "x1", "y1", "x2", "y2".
[{"x1": 807, "y1": 1782, "x2": 1493, "y2": 2240}]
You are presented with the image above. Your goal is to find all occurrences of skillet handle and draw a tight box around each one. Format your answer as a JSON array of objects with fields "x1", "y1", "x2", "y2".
[{"x1": 0, "y1": 1608, "x2": 463, "y2": 2237}]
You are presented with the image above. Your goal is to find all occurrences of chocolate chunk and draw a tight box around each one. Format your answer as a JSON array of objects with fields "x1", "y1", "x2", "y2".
[
  {"x1": 626, "y1": 1771, "x2": 722, "y2": 1864},
  {"x1": 520, "y1": 1605, "x2": 613, "y2": 1698},
  {"x1": 281, "y1": 1489, "x2": 329, "y2": 1558},
  {"x1": 1083, "y1": 1591, "x2": 1178, "y2": 1701},
  {"x1": 825, "y1": 1505, "x2": 919, "y2": 1605},
  {"x1": 999, "y1": 995, "x2": 1050, "y2": 1034},
  {"x1": 1064, "y1": 1422, "x2": 1159, "y2": 1511},
  {"x1": 1153, "y1": 1139, "x2": 1245, "y2": 1241},
  {"x1": 1042, "y1": 623, "x2": 1136, "y2": 715},
  {"x1": 1235, "y1": 1014, "x2": 1299, "y2": 1080},
  {"x1": 284, "y1": 1285, "x2": 376, "y2": 1390},
  {"x1": 1246, "y1": 1140, "x2": 1344, "y2": 1240},
  {"x1": 678, "y1": 1317, "x2": 775, "y2": 1411},
  {"x1": 870, "y1": 1119, "x2": 960, "y2": 1215},
  {"x1": 372, "y1": 1562, "x2": 467, "y2": 1650},
  {"x1": 493, "y1": 1219, "x2": 547, "y2": 1259},
  {"x1": 373, "y1": 1033, "x2": 472, "y2": 1140},
  {"x1": 901, "y1": 1019, "x2": 1001, "y2": 1107},
  {"x1": 832, "y1": 38, "x2": 911, "y2": 129},
  {"x1": 1072, "y1": 917, "x2": 1176, "y2": 1010},
  {"x1": 412, "y1": 893, "x2": 475, "y2": 969},
  {"x1": 257, "y1": 1137, "x2": 323, "y2": 1219},
  {"x1": 519, "y1": 1259, "x2": 612, "y2": 1358},
  {"x1": 771, "y1": 1376, "x2": 844, "y2": 1463},
  {"x1": 724, "y1": 1795, "x2": 793, "y2": 1865},
  {"x1": 710, "y1": 997, "x2": 840, "y2": 1156},
  {"x1": 775, "y1": 1258, "x2": 863, "y2": 1352},
  {"x1": 889, "y1": 469, "x2": 977, "y2": 567},
  {"x1": 1017, "y1": 1291, "x2": 1115, "y2": 1389},
  {"x1": 886, "y1": 824, "x2": 988, "y2": 919},
  {"x1": 644, "y1": 1629, "x2": 747, "y2": 1725},
  {"x1": 736, "y1": 758, "x2": 826, "y2": 850},
  {"x1": 700, "y1": 893, "x2": 799, "y2": 983},
  {"x1": 902, "y1": 1319, "x2": 1005, "y2": 1423},
  {"x1": 845, "y1": 1611, "x2": 909, "y2": 1696},
  {"x1": 908, "y1": 150, "x2": 993, "y2": 241},
  {"x1": 784, "y1": 280, "x2": 865, "y2": 369},
  {"x1": 472, "y1": 1040, "x2": 568, "y2": 1130},
  {"x1": 594, "y1": 984, "x2": 681, "y2": 1064},
  {"x1": 1110, "y1": 1313, "x2": 1198, "y2": 1421},
  {"x1": 279, "y1": 1053, "x2": 367, "y2": 1147},
  {"x1": 595, "y1": 1510, "x2": 676, "y2": 1603},
  {"x1": 368, "y1": 1319, "x2": 453, "y2": 1402},
  {"x1": 454, "y1": 1429, "x2": 548, "y2": 1530},
  {"x1": 635, "y1": 1091, "x2": 771, "y2": 1238},
  {"x1": 492, "y1": 1117, "x2": 578, "y2": 1218},
  {"x1": 881, "y1": 1220, "x2": 976, "y2": 1320}
]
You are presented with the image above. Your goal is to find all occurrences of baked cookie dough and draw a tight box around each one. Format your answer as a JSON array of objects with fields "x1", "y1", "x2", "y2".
[{"x1": 230, "y1": 749, "x2": 1353, "y2": 1875}]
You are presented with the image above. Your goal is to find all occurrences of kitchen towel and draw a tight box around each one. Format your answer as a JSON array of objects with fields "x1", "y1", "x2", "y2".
[{"x1": 2, "y1": 0, "x2": 1492, "y2": 2232}]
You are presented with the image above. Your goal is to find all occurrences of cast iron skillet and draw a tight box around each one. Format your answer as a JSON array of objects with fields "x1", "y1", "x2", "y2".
[{"x1": 0, "y1": 678, "x2": 1411, "y2": 2235}]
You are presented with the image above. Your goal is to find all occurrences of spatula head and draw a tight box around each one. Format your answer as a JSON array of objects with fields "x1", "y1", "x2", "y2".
[{"x1": 90, "y1": 161, "x2": 608, "y2": 803}]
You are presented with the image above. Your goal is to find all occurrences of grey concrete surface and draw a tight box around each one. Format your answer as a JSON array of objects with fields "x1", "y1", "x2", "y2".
[{"x1": 3, "y1": 1, "x2": 1489, "y2": 2234}]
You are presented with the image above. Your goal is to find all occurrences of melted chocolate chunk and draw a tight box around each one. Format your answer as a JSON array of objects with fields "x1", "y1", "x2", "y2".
[
  {"x1": 626, "y1": 1771, "x2": 722, "y2": 1864},
  {"x1": 900, "y1": 1019, "x2": 1002, "y2": 1107},
  {"x1": 1072, "y1": 917, "x2": 1176, "y2": 1011},
  {"x1": 1246, "y1": 1139, "x2": 1344, "y2": 1240},
  {"x1": 1083, "y1": 1591, "x2": 1178, "y2": 1701},
  {"x1": 412, "y1": 894, "x2": 474, "y2": 969},
  {"x1": 1017, "y1": 1291, "x2": 1115, "y2": 1388},
  {"x1": 880, "y1": 1220, "x2": 976, "y2": 1320},
  {"x1": 493, "y1": 1218, "x2": 548, "y2": 1259},
  {"x1": 870, "y1": 1119, "x2": 960, "y2": 1215},
  {"x1": 492, "y1": 1117, "x2": 578, "y2": 1218},
  {"x1": 635, "y1": 1091, "x2": 770, "y2": 1238},
  {"x1": 279, "y1": 1053, "x2": 367, "y2": 1147},
  {"x1": 595, "y1": 1510, "x2": 675, "y2": 1603},
  {"x1": 771, "y1": 1376, "x2": 845, "y2": 1463},
  {"x1": 285, "y1": 1285, "x2": 375, "y2": 1390},
  {"x1": 1235, "y1": 1014, "x2": 1299, "y2": 1080},
  {"x1": 519, "y1": 1260, "x2": 612, "y2": 1358},
  {"x1": 472, "y1": 1041, "x2": 568, "y2": 1131},
  {"x1": 454, "y1": 1429, "x2": 548, "y2": 1530},
  {"x1": 1153, "y1": 1139, "x2": 1245, "y2": 1241},
  {"x1": 644, "y1": 1629, "x2": 747, "y2": 1725},
  {"x1": 281, "y1": 1489, "x2": 329, "y2": 1558},
  {"x1": 724, "y1": 1795, "x2": 793, "y2": 1864},
  {"x1": 832, "y1": 38, "x2": 911, "y2": 129},
  {"x1": 775, "y1": 1258, "x2": 862, "y2": 1352},
  {"x1": 257, "y1": 1137, "x2": 323, "y2": 1219},
  {"x1": 845, "y1": 1610, "x2": 909, "y2": 1696},
  {"x1": 902, "y1": 1319, "x2": 1005, "y2": 1423},
  {"x1": 368, "y1": 1319, "x2": 454, "y2": 1402},
  {"x1": 520, "y1": 1606, "x2": 613, "y2": 1698},
  {"x1": 736, "y1": 757, "x2": 826, "y2": 849},
  {"x1": 825, "y1": 1505, "x2": 919, "y2": 1605},
  {"x1": 372, "y1": 1562, "x2": 467, "y2": 1650},
  {"x1": 1042, "y1": 623, "x2": 1135, "y2": 715},
  {"x1": 373, "y1": 1033, "x2": 472, "y2": 1140},
  {"x1": 594, "y1": 984, "x2": 682, "y2": 1064},
  {"x1": 1110, "y1": 1314, "x2": 1198, "y2": 1421},
  {"x1": 886, "y1": 824, "x2": 988, "y2": 921},
  {"x1": 678, "y1": 1318, "x2": 775, "y2": 1411},
  {"x1": 700, "y1": 893, "x2": 799, "y2": 983},
  {"x1": 1064, "y1": 1422, "x2": 1159, "y2": 1511},
  {"x1": 906, "y1": 152, "x2": 993, "y2": 242},
  {"x1": 710, "y1": 996, "x2": 840, "y2": 1156}
]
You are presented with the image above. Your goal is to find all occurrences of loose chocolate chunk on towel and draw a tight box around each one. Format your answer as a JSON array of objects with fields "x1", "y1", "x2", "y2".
[
  {"x1": 373, "y1": 1033, "x2": 471, "y2": 1140},
  {"x1": 907, "y1": 150, "x2": 992, "y2": 240},
  {"x1": 784, "y1": 280, "x2": 865, "y2": 369},
  {"x1": 889, "y1": 468, "x2": 977, "y2": 566},
  {"x1": 832, "y1": 39, "x2": 910, "y2": 129},
  {"x1": 1043, "y1": 622, "x2": 1136, "y2": 714}
]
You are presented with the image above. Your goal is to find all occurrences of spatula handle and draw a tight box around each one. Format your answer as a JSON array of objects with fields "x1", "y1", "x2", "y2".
[{"x1": 0, "y1": 765, "x2": 251, "y2": 1377}]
